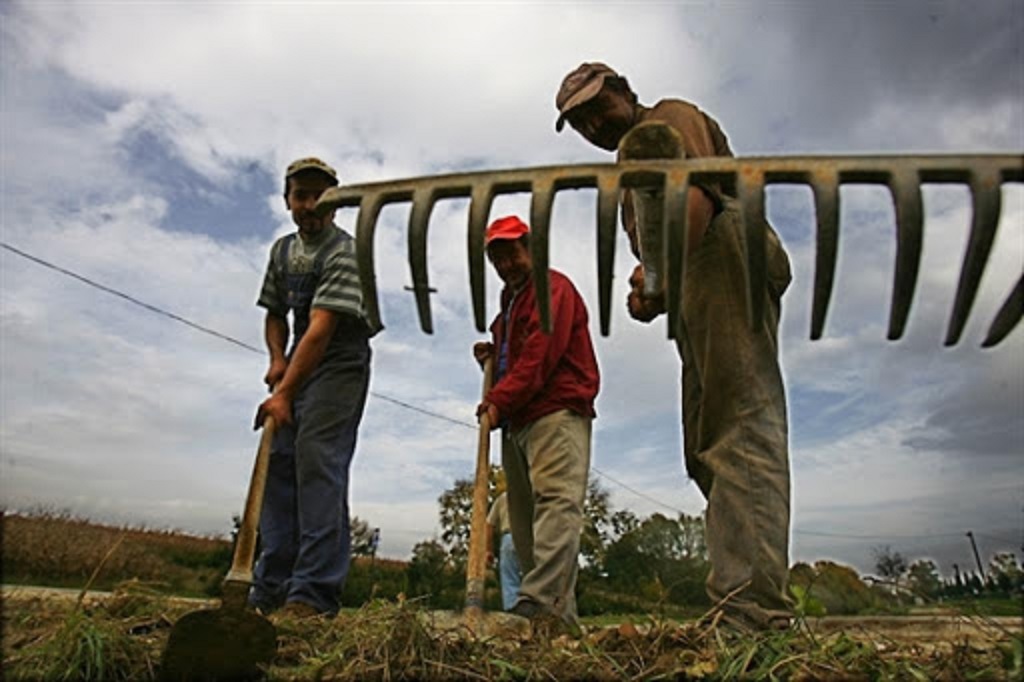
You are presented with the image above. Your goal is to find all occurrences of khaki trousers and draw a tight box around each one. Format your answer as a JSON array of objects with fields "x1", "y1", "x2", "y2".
[
  {"x1": 678, "y1": 199, "x2": 793, "y2": 627},
  {"x1": 502, "y1": 409, "x2": 591, "y2": 622}
]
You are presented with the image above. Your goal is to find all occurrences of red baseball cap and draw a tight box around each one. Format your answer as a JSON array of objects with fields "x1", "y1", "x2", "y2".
[{"x1": 485, "y1": 215, "x2": 530, "y2": 246}]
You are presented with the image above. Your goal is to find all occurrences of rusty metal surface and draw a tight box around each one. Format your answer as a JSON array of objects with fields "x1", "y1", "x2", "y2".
[{"x1": 316, "y1": 153, "x2": 1023, "y2": 347}]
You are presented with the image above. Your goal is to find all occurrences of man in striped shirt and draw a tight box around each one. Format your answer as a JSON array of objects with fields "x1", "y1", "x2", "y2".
[{"x1": 251, "y1": 157, "x2": 380, "y2": 618}]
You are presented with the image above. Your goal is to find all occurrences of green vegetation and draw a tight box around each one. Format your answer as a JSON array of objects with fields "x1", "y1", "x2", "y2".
[
  {"x1": 3, "y1": 591, "x2": 1018, "y2": 681},
  {"x1": 2, "y1": 493, "x2": 1022, "y2": 679}
]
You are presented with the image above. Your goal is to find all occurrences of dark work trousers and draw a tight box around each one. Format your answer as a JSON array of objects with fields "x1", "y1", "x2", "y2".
[
  {"x1": 678, "y1": 198, "x2": 793, "y2": 628},
  {"x1": 249, "y1": 354, "x2": 370, "y2": 615}
]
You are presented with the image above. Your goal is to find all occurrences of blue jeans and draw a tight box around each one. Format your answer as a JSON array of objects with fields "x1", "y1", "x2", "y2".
[
  {"x1": 498, "y1": 532, "x2": 522, "y2": 610},
  {"x1": 249, "y1": 355, "x2": 369, "y2": 615}
]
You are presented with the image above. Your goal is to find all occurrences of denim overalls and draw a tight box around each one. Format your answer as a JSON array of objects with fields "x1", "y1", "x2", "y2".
[{"x1": 250, "y1": 230, "x2": 371, "y2": 615}]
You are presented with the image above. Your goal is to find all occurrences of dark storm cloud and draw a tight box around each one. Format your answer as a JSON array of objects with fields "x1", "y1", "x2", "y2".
[
  {"x1": 711, "y1": 0, "x2": 1024, "y2": 152},
  {"x1": 903, "y1": 352, "x2": 1024, "y2": 458}
]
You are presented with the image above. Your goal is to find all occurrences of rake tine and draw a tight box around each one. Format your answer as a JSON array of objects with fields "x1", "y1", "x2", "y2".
[
  {"x1": 596, "y1": 171, "x2": 619, "y2": 336},
  {"x1": 810, "y1": 168, "x2": 841, "y2": 340},
  {"x1": 408, "y1": 188, "x2": 437, "y2": 334},
  {"x1": 663, "y1": 170, "x2": 689, "y2": 340},
  {"x1": 945, "y1": 169, "x2": 1002, "y2": 346},
  {"x1": 355, "y1": 193, "x2": 388, "y2": 334},
  {"x1": 468, "y1": 183, "x2": 495, "y2": 333},
  {"x1": 886, "y1": 169, "x2": 925, "y2": 340},
  {"x1": 982, "y1": 275, "x2": 1023, "y2": 348},
  {"x1": 736, "y1": 169, "x2": 768, "y2": 330},
  {"x1": 530, "y1": 179, "x2": 556, "y2": 334}
]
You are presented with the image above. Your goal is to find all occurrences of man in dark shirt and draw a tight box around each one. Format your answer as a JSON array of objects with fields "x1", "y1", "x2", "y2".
[{"x1": 556, "y1": 63, "x2": 794, "y2": 631}]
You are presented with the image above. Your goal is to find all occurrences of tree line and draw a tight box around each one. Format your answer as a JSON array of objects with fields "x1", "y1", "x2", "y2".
[{"x1": 340, "y1": 468, "x2": 1023, "y2": 616}]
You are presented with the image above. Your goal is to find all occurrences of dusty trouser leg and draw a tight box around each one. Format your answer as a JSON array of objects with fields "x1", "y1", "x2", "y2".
[
  {"x1": 679, "y1": 201, "x2": 792, "y2": 628},
  {"x1": 502, "y1": 428, "x2": 535, "y2": 582},
  {"x1": 505, "y1": 410, "x2": 591, "y2": 623}
]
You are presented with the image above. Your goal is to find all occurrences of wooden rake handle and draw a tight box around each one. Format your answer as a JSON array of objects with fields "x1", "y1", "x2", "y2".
[
  {"x1": 465, "y1": 356, "x2": 494, "y2": 616},
  {"x1": 224, "y1": 407, "x2": 277, "y2": 589}
]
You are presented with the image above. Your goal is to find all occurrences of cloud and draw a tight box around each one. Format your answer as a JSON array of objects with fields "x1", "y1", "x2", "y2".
[{"x1": 2, "y1": 0, "x2": 1021, "y2": 572}]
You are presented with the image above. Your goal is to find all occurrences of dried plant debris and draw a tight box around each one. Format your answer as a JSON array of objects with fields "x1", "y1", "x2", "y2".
[{"x1": 3, "y1": 592, "x2": 1020, "y2": 681}]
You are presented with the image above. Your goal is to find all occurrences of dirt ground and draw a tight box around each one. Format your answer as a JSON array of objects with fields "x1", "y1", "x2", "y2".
[
  {"x1": 3, "y1": 584, "x2": 1021, "y2": 680},
  {"x1": 4, "y1": 584, "x2": 1018, "y2": 647}
]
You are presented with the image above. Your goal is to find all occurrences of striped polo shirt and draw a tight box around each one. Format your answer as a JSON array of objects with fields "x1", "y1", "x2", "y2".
[{"x1": 257, "y1": 225, "x2": 380, "y2": 335}]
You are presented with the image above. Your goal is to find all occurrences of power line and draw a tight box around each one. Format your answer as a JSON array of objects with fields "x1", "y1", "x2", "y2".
[
  {"x1": 792, "y1": 529, "x2": 967, "y2": 540},
  {"x1": 1, "y1": 241, "x2": 481, "y2": 429},
  {"x1": 2, "y1": 239, "x2": 694, "y2": 514},
  {"x1": 590, "y1": 469, "x2": 686, "y2": 515},
  {"x1": 4, "y1": 241, "x2": 1013, "y2": 543},
  {"x1": 2, "y1": 242, "x2": 263, "y2": 354}
]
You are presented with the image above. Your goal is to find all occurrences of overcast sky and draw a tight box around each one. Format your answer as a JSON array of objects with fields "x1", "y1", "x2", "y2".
[{"x1": 2, "y1": 1, "x2": 1021, "y2": 578}]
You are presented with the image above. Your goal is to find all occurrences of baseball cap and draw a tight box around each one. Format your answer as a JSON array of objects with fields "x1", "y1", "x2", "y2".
[
  {"x1": 555, "y1": 62, "x2": 622, "y2": 132},
  {"x1": 284, "y1": 157, "x2": 339, "y2": 184},
  {"x1": 485, "y1": 215, "x2": 530, "y2": 246}
]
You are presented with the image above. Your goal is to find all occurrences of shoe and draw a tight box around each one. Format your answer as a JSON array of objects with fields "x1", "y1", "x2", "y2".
[
  {"x1": 510, "y1": 600, "x2": 582, "y2": 640},
  {"x1": 509, "y1": 599, "x2": 544, "y2": 619}
]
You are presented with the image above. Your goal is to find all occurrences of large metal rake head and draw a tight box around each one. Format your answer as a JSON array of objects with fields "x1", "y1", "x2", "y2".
[{"x1": 316, "y1": 124, "x2": 1022, "y2": 348}]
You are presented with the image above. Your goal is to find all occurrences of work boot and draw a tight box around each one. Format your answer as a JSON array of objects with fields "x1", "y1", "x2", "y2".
[
  {"x1": 510, "y1": 599, "x2": 582, "y2": 640},
  {"x1": 509, "y1": 598, "x2": 544, "y2": 619}
]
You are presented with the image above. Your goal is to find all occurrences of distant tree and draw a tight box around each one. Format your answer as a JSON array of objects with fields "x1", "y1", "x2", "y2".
[
  {"x1": 988, "y1": 552, "x2": 1023, "y2": 595},
  {"x1": 438, "y1": 468, "x2": 616, "y2": 571},
  {"x1": 603, "y1": 511, "x2": 708, "y2": 606},
  {"x1": 611, "y1": 509, "x2": 640, "y2": 538},
  {"x1": 406, "y1": 539, "x2": 453, "y2": 604},
  {"x1": 350, "y1": 516, "x2": 378, "y2": 557},
  {"x1": 437, "y1": 465, "x2": 501, "y2": 564},
  {"x1": 906, "y1": 559, "x2": 942, "y2": 600},
  {"x1": 580, "y1": 478, "x2": 613, "y2": 569},
  {"x1": 675, "y1": 513, "x2": 707, "y2": 561},
  {"x1": 872, "y1": 545, "x2": 908, "y2": 583}
]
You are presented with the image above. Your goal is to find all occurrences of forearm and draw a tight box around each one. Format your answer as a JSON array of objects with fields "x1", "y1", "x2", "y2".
[
  {"x1": 274, "y1": 308, "x2": 339, "y2": 399},
  {"x1": 265, "y1": 313, "x2": 289, "y2": 361}
]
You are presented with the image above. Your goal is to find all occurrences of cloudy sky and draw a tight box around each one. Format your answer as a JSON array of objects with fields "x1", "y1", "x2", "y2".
[{"x1": 2, "y1": 1, "x2": 1021, "y2": 578}]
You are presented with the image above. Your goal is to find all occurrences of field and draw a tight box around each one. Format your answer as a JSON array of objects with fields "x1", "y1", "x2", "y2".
[{"x1": 2, "y1": 511, "x2": 1021, "y2": 680}]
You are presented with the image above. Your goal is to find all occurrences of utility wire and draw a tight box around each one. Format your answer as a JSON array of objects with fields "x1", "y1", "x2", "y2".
[
  {"x1": 2, "y1": 242, "x2": 262, "y2": 354},
  {"x1": 793, "y1": 529, "x2": 968, "y2": 540},
  {"x1": 2, "y1": 241, "x2": 477, "y2": 428},
  {"x1": 3, "y1": 241, "x2": 1013, "y2": 543},
  {"x1": 3, "y1": 240, "x2": 690, "y2": 514}
]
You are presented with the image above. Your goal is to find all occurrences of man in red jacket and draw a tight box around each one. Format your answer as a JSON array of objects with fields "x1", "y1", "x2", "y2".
[{"x1": 473, "y1": 215, "x2": 600, "y2": 630}]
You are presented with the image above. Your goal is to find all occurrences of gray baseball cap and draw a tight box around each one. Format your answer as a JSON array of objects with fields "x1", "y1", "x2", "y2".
[
  {"x1": 555, "y1": 62, "x2": 623, "y2": 132},
  {"x1": 285, "y1": 157, "x2": 339, "y2": 184}
]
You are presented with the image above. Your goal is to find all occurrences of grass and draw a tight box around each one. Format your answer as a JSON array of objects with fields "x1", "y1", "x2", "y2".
[
  {"x1": 3, "y1": 592, "x2": 1019, "y2": 680},
  {"x1": 3, "y1": 508, "x2": 1021, "y2": 679}
]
